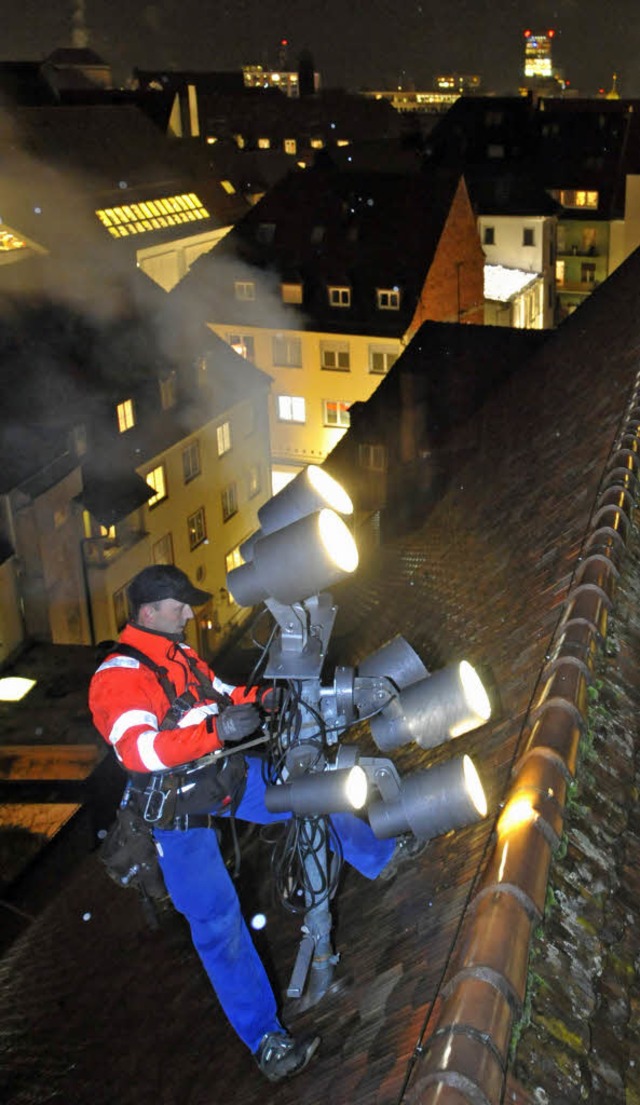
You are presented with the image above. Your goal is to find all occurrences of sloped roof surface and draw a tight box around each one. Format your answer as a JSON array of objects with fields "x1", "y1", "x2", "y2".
[
  {"x1": 426, "y1": 94, "x2": 640, "y2": 220},
  {"x1": 3, "y1": 251, "x2": 640, "y2": 1102},
  {"x1": 175, "y1": 164, "x2": 464, "y2": 337}
]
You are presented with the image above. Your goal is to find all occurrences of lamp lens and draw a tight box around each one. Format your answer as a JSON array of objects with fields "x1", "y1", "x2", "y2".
[
  {"x1": 463, "y1": 755, "x2": 488, "y2": 817},
  {"x1": 447, "y1": 661, "x2": 492, "y2": 736},
  {"x1": 345, "y1": 765, "x2": 368, "y2": 810},
  {"x1": 307, "y1": 466, "x2": 353, "y2": 515},
  {"x1": 318, "y1": 509, "x2": 359, "y2": 573}
]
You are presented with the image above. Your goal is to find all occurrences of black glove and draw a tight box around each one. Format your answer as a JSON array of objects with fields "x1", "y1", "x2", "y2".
[
  {"x1": 214, "y1": 703, "x2": 260, "y2": 743},
  {"x1": 259, "y1": 685, "x2": 284, "y2": 713}
]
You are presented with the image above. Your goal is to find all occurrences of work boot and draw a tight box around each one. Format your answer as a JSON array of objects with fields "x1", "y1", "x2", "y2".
[
  {"x1": 255, "y1": 1031, "x2": 320, "y2": 1082},
  {"x1": 378, "y1": 833, "x2": 429, "y2": 882}
]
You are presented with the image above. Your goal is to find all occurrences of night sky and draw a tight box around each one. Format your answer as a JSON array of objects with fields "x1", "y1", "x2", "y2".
[{"x1": 4, "y1": 0, "x2": 640, "y2": 97}]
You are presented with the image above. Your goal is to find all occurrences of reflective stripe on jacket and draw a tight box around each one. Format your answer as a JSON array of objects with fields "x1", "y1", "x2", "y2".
[{"x1": 89, "y1": 623, "x2": 252, "y2": 773}]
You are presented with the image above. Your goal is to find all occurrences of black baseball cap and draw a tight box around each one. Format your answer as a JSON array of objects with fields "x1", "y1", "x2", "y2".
[{"x1": 127, "y1": 565, "x2": 212, "y2": 611}]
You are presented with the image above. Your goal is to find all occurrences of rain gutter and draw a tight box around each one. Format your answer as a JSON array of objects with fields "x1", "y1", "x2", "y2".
[{"x1": 403, "y1": 383, "x2": 640, "y2": 1105}]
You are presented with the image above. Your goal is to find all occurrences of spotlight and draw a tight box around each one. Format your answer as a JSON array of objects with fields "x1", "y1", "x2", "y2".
[
  {"x1": 358, "y1": 635, "x2": 428, "y2": 689},
  {"x1": 264, "y1": 766, "x2": 368, "y2": 816},
  {"x1": 227, "y1": 508, "x2": 358, "y2": 607},
  {"x1": 367, "y1": 755, "x2": 487, "y2": 840},
  {"x1": 241, "y1": 465, "x2": 353, "y2": 562},
  {"x1": 370, "y1": 661, "x2": 491, "y2": 752}
]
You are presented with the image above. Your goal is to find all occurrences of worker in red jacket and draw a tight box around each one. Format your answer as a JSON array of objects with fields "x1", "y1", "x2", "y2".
[{"x1": 90, "y1": 564, "x2": 396, "y2": 1082}]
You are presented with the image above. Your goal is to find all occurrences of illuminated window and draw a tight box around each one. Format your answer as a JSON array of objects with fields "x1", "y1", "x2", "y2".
[
  {"x1": 153, "y1": 533, "x2": 174, "y2": 564},
  {"x1": 99, "y1": 524, "x2": 116, "y2": 539},
  {"x1": 113, "y1": 585, "x2": 129, "y2": 632},
  {"x1": 217, "y1": 421, "x2": 232, "y2": 456},
  {"x1": 272, "y1": 334, "x2": 302, "y2": 367},
  {"x1": 188, "y1": 507, "x2": 207, "y2": 549},
  {"x1": 328, "y1": 286, "x2": 351, "y2": 307},
  {"x1": 182, "y1": 440, "x2": 201, "y2": 483},
  {"x1": 226, "y1": 545, "x2": 243, "y2": 573},
  {"x1": 483, "y1": 226, "x2": 495, "y2": 246},
  {"x1": 321, "y1": 341, "x2": 350, "y2": 371},
  {"x1": 368, "y1": 344, "x2": 398, "y2": 375},
  {"x1": 557, "y1": 189, "x2": 599, "y2": 210},
  {"x1": 277, "y1": 395, "x2": 306, "y2": 422},
  {"x1": 159, "y1": 372, "x2": 177, "y2": 410},
  {"x1": 117, "y1": 399, "x2": 135, "y2": 433},
  {"x1": 284, "y1": 138, "x2": 297, "y2": 154},
  {"x1": 323, "y1": 400, "x2": 351, "y2": 428},
  {"x1": 555, "y1": 260, "x2": 565, "y2": 287},
  {"x1": 95, "y1": 193, "x2": 209, "y2": 238},
  {"x1": 247, "y1": 463, "x2": 262, "y2": 498},
  {"x1": 221, "y1": 482, "x2": 238, "y2": 522},
  {"x1": 258, "y1": 137, "x2": 271, "y2": 149},
  {"x1": 376, "y1": 288, "x2": 400, "y2": 310},
  {"x1": 336, "y1": 139, "x2": 350, "y2": 147},
  {"x1": 310, "y1": 138, "x2": 325, "y2": 149},
  {"x1": 359, "y1": 443, "x2": 387, "y2": 472},
  {"x1": 234, "y1": 280, "x2": 256, "y2": 300},
  {"x1": 281, "y1": 282, "x2": 303, "y2": 304},
  {"x1": 235, "y1": 134, "x2": 245, "y2": 149},
  {"x1": 0, "y1": 228, "x2": 26, "y2": 251},
  {"x1": 228, "y1": 333, "x2": 255, "y2": 360},
  {"x1": 523, "y1": 228, "x2": 535, "y2": 247},
  {"x1": 146, "y1": 464, "x2": 167, "y2": 507},
  {"x1": 220, "y1": 179, "x2": 236, "y2": 194}
]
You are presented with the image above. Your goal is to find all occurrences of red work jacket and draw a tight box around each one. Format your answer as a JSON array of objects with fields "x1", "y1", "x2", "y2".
[{"x1": 89, "y1": 623, "x2": 253, "y2": 774}]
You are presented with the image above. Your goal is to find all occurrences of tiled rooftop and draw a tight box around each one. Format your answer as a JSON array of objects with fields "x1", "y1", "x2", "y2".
[{"x1": 3, "y1": 249, "x2": 640, "y2": 1103}]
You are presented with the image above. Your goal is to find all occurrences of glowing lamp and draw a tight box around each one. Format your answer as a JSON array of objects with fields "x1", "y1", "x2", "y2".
[
  {"x1": 241, "y1": 465, "x2": 353, "y2": 563},
  {"x1": 265, "y1": 766, "x2": 368, "y2": 815},
  {"x1": 368, "y1": 755, "x2": 487, "y2": 840},
  {"x1": 228, "y1": 509, "x2": 358, "y2": 607},
  {"x1": 370, "y1": 660, "x2": 491, "y2": 752},
  {"x1": 0, "y1": 676, "x2": 37, "y2": 702}
]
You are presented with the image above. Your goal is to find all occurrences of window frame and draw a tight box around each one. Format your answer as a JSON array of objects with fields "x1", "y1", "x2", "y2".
[
  {"x1": 234, "y1": 280, "x2": 256, "y2": 301},
  {"x1": 182, "y1": 440, "x2": 201, "y2": 484},
  {"x1": 328, "y1": 285, "x2": 351, "y2": 308},
  {"x1": 376, "y1": 288, "x2": 401, "y2": 310},
  {"x1": 116, "y1": 398, "x2": 135, "y2": 433},
  {"x1": 187, "y1": 507, "x2": 207, "y2": 550},
  {"x1": 322, "y1": 400, "x2": 351, "y2": 428},
  {"x1": 217, "y1": 421, "x2": 232, "y2": 457},
  {"x1": 145, "y1": 463, "x2": 168, "y2": 509},
  {"x1": 276, "y1": 395, "x2": 306, "y2": 423},
  {"x1": 221, "y1": 482, "x2": 239, "y2": 523},
  {"x1": 320, "y1": 341, "x2": 350, "y2": 372},
  {"x1": 272, "y1": 334, "x2": 302, "y2": 367}
]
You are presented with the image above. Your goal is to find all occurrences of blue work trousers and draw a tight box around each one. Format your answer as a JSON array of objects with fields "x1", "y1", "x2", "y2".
[{"x1": 154, "y1": 756, "x2": 394, "y2": 1053}]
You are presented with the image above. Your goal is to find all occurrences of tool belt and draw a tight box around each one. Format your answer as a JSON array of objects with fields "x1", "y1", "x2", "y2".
[{"x1": 127, "y1": 753, "x2": 248, "y2": 830}]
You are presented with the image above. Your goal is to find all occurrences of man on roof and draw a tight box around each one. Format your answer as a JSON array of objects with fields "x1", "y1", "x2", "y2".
[{"x1": 90, "y1": 564, "x2": 409, "y2": 1082}]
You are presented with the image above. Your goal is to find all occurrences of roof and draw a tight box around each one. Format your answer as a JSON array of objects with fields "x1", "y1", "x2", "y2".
[
  {"x1": 3, "y1": 249, "x2": 640, "y2": 1101},
  {"x1": 425, "y1": 94, "x2": 640, "y2": 220},
  {"x1": 175, "y1": 163, "x2": 466, "y2": 337}
]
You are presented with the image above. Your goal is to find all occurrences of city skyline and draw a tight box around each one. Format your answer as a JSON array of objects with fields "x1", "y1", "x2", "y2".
[{"x1": 3, "y1": 0, "x2": 640, "y2": 97}]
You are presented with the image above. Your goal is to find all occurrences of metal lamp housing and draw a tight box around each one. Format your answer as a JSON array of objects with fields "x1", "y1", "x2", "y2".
[
  {"x1": 370, "y1": 660, "x2": 491, "y2": 752},
  {"x1": 265, "y1": 766, "x2": 368, "y2": 816},
  {"x1": 227, "y1": 508, "x2": 358, "y2": 607},
  {"x1": 367, "y1": 755, "x2": 487, "y2": 840},
  {"x1": 241, "y1": 465, "x2": 353, "y2": 563}
]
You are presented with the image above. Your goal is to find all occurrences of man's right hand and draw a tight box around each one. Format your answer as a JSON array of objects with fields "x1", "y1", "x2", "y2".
[{"x1": 215, "y1": 703, "x2": 261, "y2": 743}]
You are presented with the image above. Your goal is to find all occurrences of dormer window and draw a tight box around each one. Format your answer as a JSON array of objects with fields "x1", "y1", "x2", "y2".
[
  {"x1": 234, "y1": 280, "x2": 256, "y2": 301},
  {"x1": 281, "y1": 282, "x2": 303, "y2": 304},
  {"x1": 376, "y1": 288, "x2": 401, "y2": 310},
  {"x1": 116, "y1": 398, "x2": 135, "y2": 433},
  {"x1": 256, "y1": 222, "x2": 275, "y2": 244},
  {"x1": 328, "y1": 285, "x2": 351, "y2": 308}
]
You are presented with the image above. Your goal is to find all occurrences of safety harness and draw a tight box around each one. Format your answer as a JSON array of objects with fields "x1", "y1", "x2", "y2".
[{"x1": 106, "y1": 641, "x2": 248, "y2": 831}]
